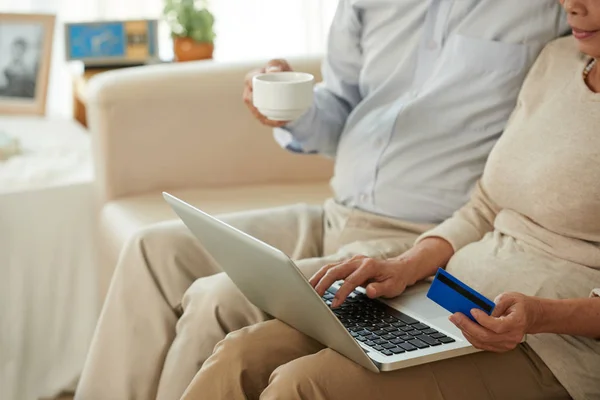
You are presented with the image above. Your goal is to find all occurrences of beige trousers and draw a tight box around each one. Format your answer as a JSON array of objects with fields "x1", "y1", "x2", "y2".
[
  {"x1": 76, "y1": 199, "x2": 433, "y2": 400},
  {"x1": 182, "y1": 319, "x2": 571, "y2": 400}
]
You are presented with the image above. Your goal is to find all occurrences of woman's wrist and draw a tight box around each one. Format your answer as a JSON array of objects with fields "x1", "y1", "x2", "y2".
[
  {"x1": 528, "y1": 297, "x2": 575, "y2": 335},
  {"x1": 391, "y1": 237, "x2": 455, "y2": 285},
  {"x1": 527, "y1": 296, "x2": 600, "y2": 339},
  {"x1": 522, "y1": 296, "x2": 546, "y2": 334}
]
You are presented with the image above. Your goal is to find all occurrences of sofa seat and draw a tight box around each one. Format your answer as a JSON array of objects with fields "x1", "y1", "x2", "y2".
[{"x1": 98, "y1": 182, "x2": 332, "y2": 297}]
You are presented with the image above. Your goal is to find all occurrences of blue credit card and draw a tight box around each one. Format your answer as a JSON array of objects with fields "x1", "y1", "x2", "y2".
[{"x1": 427, "y1": 268, "x2": 495, "y2": 321}]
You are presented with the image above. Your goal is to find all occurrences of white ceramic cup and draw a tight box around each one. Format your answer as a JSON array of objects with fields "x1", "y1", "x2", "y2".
[{"x1": 252, "y1": 72, "x2": 314, "y2": 121}]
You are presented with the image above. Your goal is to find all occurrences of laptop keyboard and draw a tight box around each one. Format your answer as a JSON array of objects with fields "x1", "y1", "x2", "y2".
[{"x1": 322, "y1": 286, "x2": 455, "y2": 357}]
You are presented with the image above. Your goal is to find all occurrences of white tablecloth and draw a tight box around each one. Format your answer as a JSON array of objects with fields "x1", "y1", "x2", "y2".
[{"x1": 0, "y1": 117, "x2": 97, "y2": 400}]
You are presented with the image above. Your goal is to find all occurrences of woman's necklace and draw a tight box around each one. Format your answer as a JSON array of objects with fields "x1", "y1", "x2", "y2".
[{"x1": 583, "y1": 58, "x2": 597, "y2": 81}]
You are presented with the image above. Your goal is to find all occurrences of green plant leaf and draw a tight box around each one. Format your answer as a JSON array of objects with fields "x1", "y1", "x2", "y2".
[{"x1": 163, "y1": 0, "x2": 215, "y2": 42}]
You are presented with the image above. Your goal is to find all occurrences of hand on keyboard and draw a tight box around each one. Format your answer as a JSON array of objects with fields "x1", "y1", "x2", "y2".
[{"x1": 309, "y1": 255, "x2": 419, "y2": 308}]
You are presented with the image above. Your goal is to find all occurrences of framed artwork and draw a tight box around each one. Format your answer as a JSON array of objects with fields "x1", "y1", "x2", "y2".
[
  {"x1": 65, "y1": 20, "x2": 159, "y2": 67},
  {"x1": 0, "y1": 13, "x2": 55, "y2": 116}
]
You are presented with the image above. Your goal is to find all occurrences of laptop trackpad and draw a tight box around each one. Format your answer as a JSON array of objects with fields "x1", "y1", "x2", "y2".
[{"x1": 383, "y1": 287, "x2": 450, "y2": 320}]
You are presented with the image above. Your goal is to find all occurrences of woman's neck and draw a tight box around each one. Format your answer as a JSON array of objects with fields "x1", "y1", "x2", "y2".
[{"x1": 587, "y1": 60, "x2": 600, "y2": 93}]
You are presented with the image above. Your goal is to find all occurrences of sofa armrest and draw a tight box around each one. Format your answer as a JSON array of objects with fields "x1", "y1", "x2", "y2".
[{"x1": 87, "y1": 57, "x2": 333, "y2": 203}]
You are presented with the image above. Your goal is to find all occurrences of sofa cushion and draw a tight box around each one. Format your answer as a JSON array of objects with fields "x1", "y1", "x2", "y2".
[{"x1": 97, "y1": 182, "x2": 332, "y2": 299}]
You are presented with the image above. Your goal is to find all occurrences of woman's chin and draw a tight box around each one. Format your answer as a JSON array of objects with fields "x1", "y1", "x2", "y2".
[{"x1": 575, "y1": 39, "x2": 600, "y2": 59}]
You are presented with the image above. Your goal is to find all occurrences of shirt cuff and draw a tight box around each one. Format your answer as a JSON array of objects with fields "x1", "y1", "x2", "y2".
[
  {"x1": 591, "y1": 288, "x2": 600, "y2": 298},
  {"x1": 273, "y1": 127, "x2": 317, "y2": 154},
  {"x1": 415, "y1": 218, "x2": 485, "y2": 252}
]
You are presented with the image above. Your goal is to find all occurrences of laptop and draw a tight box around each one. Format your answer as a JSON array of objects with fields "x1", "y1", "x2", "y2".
[{"x1": 164, "y1": 193, "x2": 479, "y2": 372}]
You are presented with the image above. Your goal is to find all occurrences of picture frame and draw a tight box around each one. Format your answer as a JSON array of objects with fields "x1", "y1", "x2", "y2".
[
  {"x1": 64, "y1": 19, "x2": 159, "y2": 67},
  {"x1": 0, "y1": 13, "x2": 55, "y2": 116}
]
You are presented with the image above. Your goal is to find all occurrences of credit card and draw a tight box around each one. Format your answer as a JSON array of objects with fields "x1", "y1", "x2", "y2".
[{"x1": 427, "y1": 268, "x2": 495, "y2": 321}]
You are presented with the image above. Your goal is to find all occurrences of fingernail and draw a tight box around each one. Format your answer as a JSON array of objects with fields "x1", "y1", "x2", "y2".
[
  {"x1": 266, "y1": 66, "x2": 281, "y2": 72},
  {"x1": 471, "y1": 309, "x2": 481, "y2": 317},
  {"x1": 331, "y1": 299, "x2": 340, "y2": 308}
]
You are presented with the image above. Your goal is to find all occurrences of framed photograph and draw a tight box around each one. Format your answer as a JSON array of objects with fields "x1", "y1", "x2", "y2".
[
  {"x1": 0, "y1": 13, "x2": 55, "y2": 116},
  {"x1": 65, "y1": 20, "x2": 159, "y2": 67}
]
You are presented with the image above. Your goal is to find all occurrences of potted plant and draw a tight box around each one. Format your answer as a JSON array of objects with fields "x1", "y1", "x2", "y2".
[{"x1": 163, "y1": 0, "x2": 215, "y2": 62}]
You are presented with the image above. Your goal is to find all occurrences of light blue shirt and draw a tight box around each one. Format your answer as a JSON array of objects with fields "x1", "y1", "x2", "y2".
[{"x1": 275, "y1": 0, "x2": 569, "y2": 223}]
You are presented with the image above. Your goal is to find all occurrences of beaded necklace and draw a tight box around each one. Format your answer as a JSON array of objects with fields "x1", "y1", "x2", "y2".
[{"x1": 583, "y1": 58, "x2": 597, "y2": 81}]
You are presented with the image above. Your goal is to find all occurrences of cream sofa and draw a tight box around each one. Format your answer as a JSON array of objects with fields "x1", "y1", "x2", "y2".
[{"x1": 87, "y1": 57, "x2": 334, "y2": 300}]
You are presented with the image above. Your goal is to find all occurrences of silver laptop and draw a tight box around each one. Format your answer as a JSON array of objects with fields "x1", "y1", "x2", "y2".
[{"x1": 164, "y1": 193, "x2": 479, "y2": 372}]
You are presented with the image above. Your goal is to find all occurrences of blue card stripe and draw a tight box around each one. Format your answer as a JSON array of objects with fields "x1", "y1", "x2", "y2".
[
  {"x1": 427, "y1": 268, "x2": 495, "y2": 322},
  {"x1": 436, "y1": 273, "x2": 493, "y2": 313}
]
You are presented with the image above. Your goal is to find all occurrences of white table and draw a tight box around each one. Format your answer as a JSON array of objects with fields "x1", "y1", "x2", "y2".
[{"x1": 0, "y1": 117, "x2": 97, "y2": 400}]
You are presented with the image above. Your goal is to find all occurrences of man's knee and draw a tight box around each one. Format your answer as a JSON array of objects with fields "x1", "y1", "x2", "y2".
[
  {"x1": 117, "y1": 220, "x2": 221, "y2": 289},
  {"x1": 181, "y1": 273, "x2": 266, "y2": 330},
  {"x1": 106, "y1": 221, "x2": 212, "y2": 309},
  {"x1": 107, "y1": 222, "x2": 191, "y2": 291},
  {"x1": 126, "y1": 221, "x2": 197, "y2": 262},
  {"x1": 182, "y1": 273, "x2": 241, "y2": 310},
  {"x1": 207, "y1": 325, "x2": 267, "y2": 369}
]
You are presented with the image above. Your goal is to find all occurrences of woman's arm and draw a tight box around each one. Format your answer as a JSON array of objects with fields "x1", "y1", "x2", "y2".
[
  {"x1": 416, "y1": 180, "x2": 500, "y2": 253},
  {"x1": 533, "y1": 296, "x2": 600, "y2": 339},
  {"x1": 309, "y1": 237, "x2": 454, "y2": 305},
  {"x1": 450, "y1": 292, "x2": 600, "y2": 353},
  {"x1": 395, "y1": 237, "x2": 455, "y2": 284}
]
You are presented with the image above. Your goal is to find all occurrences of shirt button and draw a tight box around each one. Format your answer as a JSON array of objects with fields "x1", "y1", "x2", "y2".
[
  {"x1": 428, "y1": 40, "x2": 438, "y2": 50},
  {"x1": 375, "y1": 138, "x2": 384, "y2": 147},
  {"x1": 359, "y1": 193, "x2": 369, "y2": 203}
]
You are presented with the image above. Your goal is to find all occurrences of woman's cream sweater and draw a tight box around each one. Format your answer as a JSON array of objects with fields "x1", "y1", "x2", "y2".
[{"x1": 420, "y1": 37, "x2": 600, "y2": 400}]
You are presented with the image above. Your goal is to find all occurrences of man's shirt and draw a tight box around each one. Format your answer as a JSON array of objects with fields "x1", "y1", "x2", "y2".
[{"x1": 275, "y1": 0, "x2": 569, "y2": 223}]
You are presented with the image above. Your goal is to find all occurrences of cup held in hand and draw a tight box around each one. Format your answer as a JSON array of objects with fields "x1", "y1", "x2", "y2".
[{"x1": 252, "y1": 72, "x2": 314, "y2": 121}]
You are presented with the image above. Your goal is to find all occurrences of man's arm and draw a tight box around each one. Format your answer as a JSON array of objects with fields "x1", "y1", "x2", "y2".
[{"x1": 275, "y1": 0, "x2": 363, "y2": 157}]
